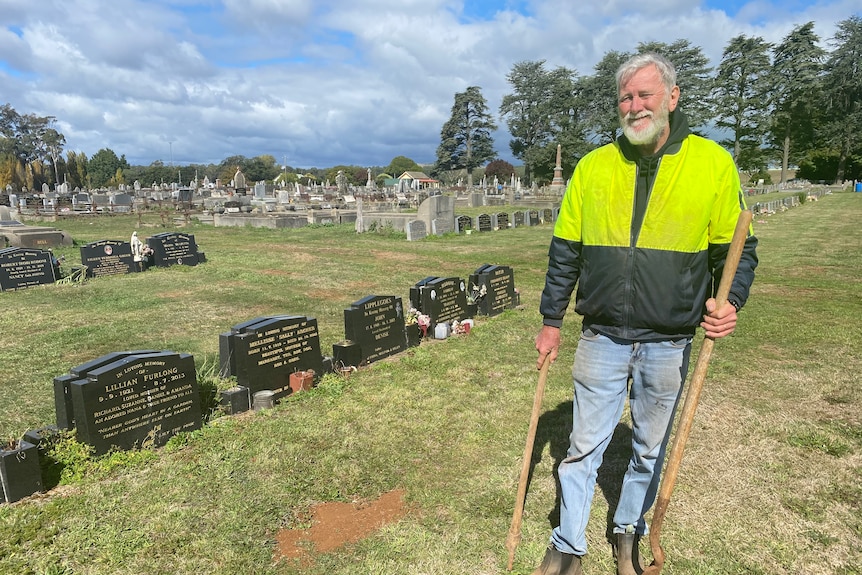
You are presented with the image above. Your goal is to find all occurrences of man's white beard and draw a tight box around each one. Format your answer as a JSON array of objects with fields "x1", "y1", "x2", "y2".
[{"x1": 621, "y1": 100, "x2": 669, "y2": 146}]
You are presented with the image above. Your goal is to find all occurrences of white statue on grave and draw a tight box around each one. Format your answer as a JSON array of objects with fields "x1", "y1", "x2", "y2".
[{"x1": 131, "y1": 231, "x2": 144, "y2": 263}]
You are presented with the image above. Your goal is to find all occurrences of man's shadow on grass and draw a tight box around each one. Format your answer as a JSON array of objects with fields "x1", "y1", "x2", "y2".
[{"x1": 529, "y1": 400, "x2": 633, "y2": 544}]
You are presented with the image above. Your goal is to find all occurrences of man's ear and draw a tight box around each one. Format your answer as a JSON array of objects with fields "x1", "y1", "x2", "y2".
[{"x1": 668, "y1": 85, "x2": 681, "y2": 112}]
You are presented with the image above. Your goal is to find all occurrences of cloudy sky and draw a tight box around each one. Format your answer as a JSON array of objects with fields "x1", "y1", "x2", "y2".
[{"x1": 0, "y1": 0, "x2": 857, "y2": 169}]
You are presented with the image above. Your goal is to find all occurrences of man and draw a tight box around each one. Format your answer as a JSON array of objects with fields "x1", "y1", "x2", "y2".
[{"x1": 532, "y1": 52, "x2": 758, "y2": 575}]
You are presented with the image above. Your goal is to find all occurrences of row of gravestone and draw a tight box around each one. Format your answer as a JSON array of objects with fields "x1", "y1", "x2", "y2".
[
  {"x1": 0, "y1": 232, "x2": 206, "y2": 291},
  {"x1": 0, "y1": 263, "x2": 518, "y2": 503},
  {"x1": 406, "y1": 208, "x2": 558, "y2": 241}
]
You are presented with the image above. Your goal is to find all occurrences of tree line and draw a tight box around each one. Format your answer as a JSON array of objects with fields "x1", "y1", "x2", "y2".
[
  {"x1": 434, "y1": 15, "x2": 862, "y2": 187},
  {"x1": 2, "y1": 15, "x2": 859, "y2": 194}
]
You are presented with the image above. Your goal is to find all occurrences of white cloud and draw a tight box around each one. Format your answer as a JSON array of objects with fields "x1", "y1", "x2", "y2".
[{"x1": 0, "y1": 0, "x2": 855, "y2": 168}]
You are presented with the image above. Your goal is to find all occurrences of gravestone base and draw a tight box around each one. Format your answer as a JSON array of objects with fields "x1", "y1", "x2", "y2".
[
  {"x1": 332, "y1": 341, "x2": 362, "y2": 370},
  {"x1": 0, "y1": 440, "x2": 43, "y2": 503},
  {"x1": 220, "y1": 386, "x2": 251, "y2": 415}
]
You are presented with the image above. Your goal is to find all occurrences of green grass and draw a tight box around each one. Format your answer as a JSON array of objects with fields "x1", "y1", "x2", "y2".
[{"x1": 1, "y1": 190, "x2": 860, "y2": 574}]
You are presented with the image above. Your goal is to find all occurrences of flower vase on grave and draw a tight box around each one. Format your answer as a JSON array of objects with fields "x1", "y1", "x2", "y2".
[
  {"x1": 0, "y1": 439, "x2": 43, "y2": 504},
  {"x1": 289, "y1": 370, "x2": 315, "y2": 394}
]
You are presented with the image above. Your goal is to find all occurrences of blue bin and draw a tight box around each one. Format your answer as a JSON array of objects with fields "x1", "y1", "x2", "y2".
[{"x1": 856, "y1": 182, "x2": 862, "y2": 192}]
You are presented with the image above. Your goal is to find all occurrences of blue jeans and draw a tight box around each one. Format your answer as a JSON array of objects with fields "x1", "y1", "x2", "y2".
[{"x1": 550, "y1": 329, "x2": 692, "y2": 556}]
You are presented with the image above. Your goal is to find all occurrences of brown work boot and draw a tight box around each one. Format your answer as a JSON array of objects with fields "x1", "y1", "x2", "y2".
[
  {"x1": 531, "y1": 545, "x2": 584, "y2": 575},
  {"x1": 613, "y1": 533, "x2": 645, "y2": 575}
]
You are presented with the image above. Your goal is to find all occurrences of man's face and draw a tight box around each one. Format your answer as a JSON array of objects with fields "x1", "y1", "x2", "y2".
[{"x1": 618, "y1": 64, "x2": 679, "y2": 150}]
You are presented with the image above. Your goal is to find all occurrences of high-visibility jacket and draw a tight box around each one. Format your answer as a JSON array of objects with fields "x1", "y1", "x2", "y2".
[{"x1": 540, "y1": 117, "x2": 758, "y2": 341}]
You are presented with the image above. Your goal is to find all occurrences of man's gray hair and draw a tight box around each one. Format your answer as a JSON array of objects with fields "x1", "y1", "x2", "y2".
[{"x1": 616, "y1": 53, "x2": 677, "y2": 92}]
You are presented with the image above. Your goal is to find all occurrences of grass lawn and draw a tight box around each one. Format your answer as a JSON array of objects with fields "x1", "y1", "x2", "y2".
[{"x1": 0, "y1": 191, "x2": 860, "y2": 574}]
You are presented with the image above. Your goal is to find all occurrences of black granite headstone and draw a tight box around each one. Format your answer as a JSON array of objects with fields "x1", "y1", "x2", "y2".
[
  {"x1": 456, "y1": 215, "x2": 472, "y2": 233},
  {"x1": 513, "y1": 211, "x2": 525, "y2": 227},
  {"x1": 419, "y1": 277, "x2": 469, "y2": 329},
  {"x1": 528, "y1": 210, "x2": 540, "y2": 226},
  {"x1": 80, "y1": 239, "x2": 135, "y2": 278},
  {"x1": 0, "y1": 247, "x2": 56, "y2": 291},
  {"x1": 221, "y1": 315, "x2": 323, "y2": 400},
  {"x1": 495, "y1": 212, "x2": 510, "y2": 230},
  {"x1": 147, "y1": 232, "x2": 201, "y2": 267},
  {"x1": 477, "y1": 213, "x2": 492, "y2": 232},
  {"x1": 68, "y1": 351, "x2": 201, "y2": 455},
  {"x1": 409, "y1": 276, "x2": 438, "y2": 311},
  {"x1": 343, "y1": 295, "x2": 407, "y2": 365},
  {"x1": 469, "y1": 264, "x2": 518, "y2": 317}
]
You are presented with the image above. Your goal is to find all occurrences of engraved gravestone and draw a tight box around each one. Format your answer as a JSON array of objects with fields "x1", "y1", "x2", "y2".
[
  {"x1": 528, "y1": 210, "x2": 540, "y2": 226},
  {"x1": 220, "y1": 315, "x2": 323, "y2": 401},
  {"x1": 406, "y1": 220, "x2": 427, "y2": 241},
  {"x1": 494, "y1": 212, "x2": 510, "y2": 230},
  {"x1": 80, "y1": 239, "x2": 136, "y2": 278},
  {"x1": 343, "y1": 295, "x2": 407, "y2": 365},
  {"x1": 456, "y1": 215, "x2": 472, "y2": 234},
  {"x1": 469, "y1": 264, "x2": 518, "y2": 317},
  {"x1": 477, "y1": 213, "x2": 492, "y2": 232},
  {"x1": 147, "y1": 232, "x2": 203, "y2": 267},
  {"x1": 0, "y1": 247, "x2": 56, "y2": 291},
  {"x1": 513, "y1": 211, "x2": 525, "y2": 227},
  {"x1": 542, "y1": 208, "x2": 554, "y2": 224},
  {"x1": 418, "y1": 276, "x2": 469, "y2": 329},
  {"x1": 62, "y1": 351, "x2": 201, "y2": 455}
]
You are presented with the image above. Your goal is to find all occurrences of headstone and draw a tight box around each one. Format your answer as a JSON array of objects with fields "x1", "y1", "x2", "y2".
[
  {"x1": 147, "y1": 232, "x2": 203, "y2": 267},
  {"x1": 343, "y1": 295, "x2": 407, "y2": 365},
  {"x1": 528, "y1": 210, "x2": 540, "y2": 226},
  {"x1": 494, "y1": 212, "x2": 510, "y2": 230},
  {"x1": 219, "y1": 315, "x2": 323, "y2": 401},
  {"x1": 406, "y1": 220, "x2": 427, "y2": 242},
  {"x1": 60, "y1": 351, "x2": 201, "y2": 455},
  {"x1": 111, "y1": 193, "x2": 133, "y2": 212},
  {"x1": 542, "y1": 208, "x2": 554, "y2": 224},
  {"x1": 417, "y1": 195, "x2": 455, "y2": 235},
  {"x1": 456, "y1": 215, "x2": 472, "y2": 234},
  {"x1": 477, "y1": 213, "x2": 492, "y2": 232},
  {"x1": 468, "y1": 264, "x2": 519, "y2": 317},
  {"x1": 409, "y1": 276, "x2": 438, "y2": 311},
  {"x1": 513, "y1": 211, "x2": 525, "y2": 227},
  {"x1": 0, "y1": 247, "x2": 56, "y2": 291},
  {"x1": 80, "y1": 239, "x2": 135, "y2": 278},
  {"x1": 416, "y1": 276, "x2": 469, "y2": 330}
]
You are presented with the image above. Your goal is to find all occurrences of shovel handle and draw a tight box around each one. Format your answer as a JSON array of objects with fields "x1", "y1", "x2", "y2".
[
  {"x1": 506, "y1": 355, "x2": 552, "y2": 570},
  {"x1": 645, "y1": 210, "x2": 753, "y2": 575}
]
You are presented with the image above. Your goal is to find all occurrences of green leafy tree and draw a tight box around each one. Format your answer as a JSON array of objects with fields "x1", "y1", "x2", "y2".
[
  {"x1": 435, "y1": 86, "x2": 497, "y2": 187},
  {"x1": 65, "y1": 150, "x2": 88, "y2": 190},
  {"x1": 88, "y1": 148, "x2": 128, "y2": 189},
  {"x1": 245, "y1": 154, "x2": 281, "y2": 182},
  {"x1": 712, "y1": 34, "x2": 773, "y2": 167},
  {"x1": 500, "y1": 61, "x2": 578, "y2": 185},
  {"x1": 768, "y1": 22, "x2": 825, "y2": 183},
  {"x1": 821, "y1": 15, "x2": 862, "y2": 183},
  {"x1": 637, "y1": 40, "x2": 714, "y2": 134},
  {"x1": 578, "y1": 50, "x2": 632, "y2": 146},
  {"x1": 385, "y1": 156, "x2": 422, "y2": 177}
]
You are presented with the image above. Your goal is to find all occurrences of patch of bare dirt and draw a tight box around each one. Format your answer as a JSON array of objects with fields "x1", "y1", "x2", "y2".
[{"x1": 274, "y1": 489, "x2": 408, "y2": 566}]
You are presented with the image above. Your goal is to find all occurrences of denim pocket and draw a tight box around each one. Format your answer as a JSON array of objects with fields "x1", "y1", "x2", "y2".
[
  {"x1": 666, "y1": 336, "x2": 693, "y2": 349},
  {"x1": 580, "y1": 327, "x2": 603, "y2": 342}
]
